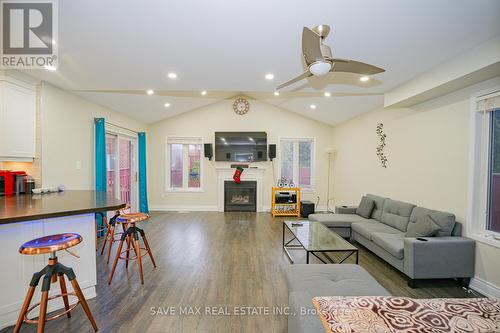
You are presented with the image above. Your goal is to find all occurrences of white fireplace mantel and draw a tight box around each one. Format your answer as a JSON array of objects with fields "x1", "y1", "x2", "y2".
[{"x1": 215, "y1": 167, "x2": 266, "y2": 212}]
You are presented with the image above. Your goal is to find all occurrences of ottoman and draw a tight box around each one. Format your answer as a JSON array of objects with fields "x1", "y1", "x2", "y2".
[{"x1": 284, "y1": 264, "x2": 390, "y2": 333}]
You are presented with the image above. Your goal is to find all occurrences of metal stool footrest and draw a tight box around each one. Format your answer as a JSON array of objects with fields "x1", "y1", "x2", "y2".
[
  {"x1": 119, "y1": 247, "x2": 149, "y2": 260},
  {"x1": 24, "y1": 293, "x2": 79, "y2": 324}
]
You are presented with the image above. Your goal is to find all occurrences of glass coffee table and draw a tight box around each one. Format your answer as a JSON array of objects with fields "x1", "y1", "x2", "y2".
[{"x1": 283, "y1": 220, "x2": 358, "y2": 264}]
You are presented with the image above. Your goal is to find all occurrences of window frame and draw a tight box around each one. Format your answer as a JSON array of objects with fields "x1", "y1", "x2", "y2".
[
  {"x1": 468, "y1": 88, "x2": 500, "y2": 248},
  {"x1": 105, "y1": 127, "x2": 139, "y2": 211},
  {"x1": 165, "y1": 137, "x2": 204, "y2": 192},
  {"x1": 278, "y1": 137, "x2": 315, "y2": 192}
]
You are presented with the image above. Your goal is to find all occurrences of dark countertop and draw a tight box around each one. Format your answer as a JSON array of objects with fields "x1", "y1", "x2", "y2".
[{"x1": 0, "y1": 190, "x2": 126, "y2": 224}]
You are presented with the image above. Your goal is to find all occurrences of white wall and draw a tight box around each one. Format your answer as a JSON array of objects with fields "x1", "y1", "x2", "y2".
[
  {"x1": 40, "y1": 83, "x2": 148, "y2": 189},
  {"x1": 331, "y1": 78, "x2": 500, "y2": 293},
  {"x1": 148, "y1": 98, "x2": 334, "y2": 211}
]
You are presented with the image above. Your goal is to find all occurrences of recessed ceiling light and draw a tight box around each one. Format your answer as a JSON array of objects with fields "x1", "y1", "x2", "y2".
[
  {"x1": 360, "y1": 76, "x2": 370, "y2": 82},
  {"x1": 310, "y1": 104, "x2": 317, "y2": 109},
  {"x1": 146, "y1": 90, "x2": 154, "y2": 95},
  {"x1": 201, "y1": 90, "x2": 207, "y2": 95},
  {"x1": 265, "y1": 73, "x2": 274, "y2": 80},
  {"x1": 44, "y1": 65, "x2": 56, "y2": 71},
  {"x1": 274, "y1": 91, "x2": 280, "y2": 96},
  {"x1": 164, "y1": 103, "x2": 170, "y2": 108},
  {"x1": 324, "y1": 92, "x2": 331, "y2": 97},
  {"x1": 167, "y1": 72, "x2": 177, "y2": 79}
]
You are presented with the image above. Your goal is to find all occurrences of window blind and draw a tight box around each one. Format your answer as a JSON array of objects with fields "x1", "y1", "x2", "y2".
[
  {"x1": 166, "y1": 137, "x2": 203, "y2": 145},
  {"x1": 476, "y1": 91, "x2": 500, "y2": 112}
]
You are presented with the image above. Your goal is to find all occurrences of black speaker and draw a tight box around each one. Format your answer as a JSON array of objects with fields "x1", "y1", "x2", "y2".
[
  {"x1": 226, "y1": 153, "x2": 231, "y2": 160},
  {"x1": 269, "y1": 144, "x2": 276, "y2": 160},
  {"x1": 204, "y1": 143, "x2": 213, "y2": 160},
  {"x1": 257, "y1": 151, "x2": 263, "y2": 159},
  {"x1": 300, "y1": 201, "x2": 315, "y2": 218}
]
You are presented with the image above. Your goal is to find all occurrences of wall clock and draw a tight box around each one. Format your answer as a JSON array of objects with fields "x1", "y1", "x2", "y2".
[{"x1": 233, "y1": 98, "x2": 250, "y2": 115}]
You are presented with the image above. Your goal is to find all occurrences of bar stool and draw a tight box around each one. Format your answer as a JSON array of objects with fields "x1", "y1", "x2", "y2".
[
  {"x1": 99, "y1": 206, "x2": 130, "y2": 263},
  {"x1": 99, "y1": 210, "x2": 123, "y2": 264},
  {"x1": 95, "y1": 212, "x2": 108, "y2": 251},
  {"x1": 14, "y1": 233, "x2": 98, "y2": 333},
  {"x1": 108, "y1": 213, "x2": 156, "y2": 285}
]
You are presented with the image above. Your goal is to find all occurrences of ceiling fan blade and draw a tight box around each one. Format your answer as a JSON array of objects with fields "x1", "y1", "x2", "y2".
[
  {"x1": 276, "y1": 71, "x2": 312, "y2": 90},
  {"x1": 331, "y1": 59, "x2": 385, "y2": 75},
  {"x1": 302, "y1": 27, "x2": 324, "y2": 66}
]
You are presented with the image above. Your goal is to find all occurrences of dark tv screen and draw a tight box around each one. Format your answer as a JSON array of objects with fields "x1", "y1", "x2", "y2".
[{"x1": 215, "y1": 132, "x2": 267, "y2": 162}]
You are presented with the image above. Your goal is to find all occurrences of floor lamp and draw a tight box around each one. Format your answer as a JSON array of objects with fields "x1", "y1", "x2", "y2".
[{"x1": 325, "y1": 148, "x2": 336, "y2": 213}]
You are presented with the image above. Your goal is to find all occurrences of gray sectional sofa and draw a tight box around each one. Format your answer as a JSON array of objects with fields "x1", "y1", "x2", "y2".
[{"x1": 309, "y1": 194, "x2": 475, "y2": 287}]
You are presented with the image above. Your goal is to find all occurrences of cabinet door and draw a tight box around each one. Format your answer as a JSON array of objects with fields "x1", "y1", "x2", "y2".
[{"x1": 0, "y1": 81, "x2": 36, "y2": 159}]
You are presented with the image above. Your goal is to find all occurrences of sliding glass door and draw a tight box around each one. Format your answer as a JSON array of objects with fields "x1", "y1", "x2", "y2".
[{"x1": 106, "y1": 132, "x2": 138, "y2": 211}]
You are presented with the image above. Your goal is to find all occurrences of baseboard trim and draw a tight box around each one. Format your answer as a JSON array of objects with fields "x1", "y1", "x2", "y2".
[
  {"x1": 470, "y1": 276, "x2": 500, "y2": 298},
  {"x1": 150, "y1": 205, "x2": 218, "y2": 212},
  {"x1": 150, "y1": 205, "x2": 327, "y2": 214}
]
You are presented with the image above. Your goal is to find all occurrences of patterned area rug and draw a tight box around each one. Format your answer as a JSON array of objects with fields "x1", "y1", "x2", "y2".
[{"x1": 312, "y1": 296, "x2": 500, "y2": 333}]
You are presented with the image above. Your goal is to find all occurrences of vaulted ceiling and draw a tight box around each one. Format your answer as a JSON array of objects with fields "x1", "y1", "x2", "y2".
[{"x1": 25, "y1": 0, "x2": 500, "y2": 125}]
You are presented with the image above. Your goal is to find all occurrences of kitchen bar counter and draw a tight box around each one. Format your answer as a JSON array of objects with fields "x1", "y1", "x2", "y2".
[
  {"x1": 0, "y1": 190, "x2": 126, "y2": 329},
  {"x1": 0, "y1": 190, "x2": 126, "y2": 224}
]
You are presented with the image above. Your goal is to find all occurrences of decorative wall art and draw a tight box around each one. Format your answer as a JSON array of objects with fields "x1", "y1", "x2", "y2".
[{"x1": 376, "y1": 123, "x2": 388, "y2": 168}]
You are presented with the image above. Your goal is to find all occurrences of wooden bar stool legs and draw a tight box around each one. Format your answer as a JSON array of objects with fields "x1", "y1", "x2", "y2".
[
  {"x1": 100, "y1": 212, "x2": 123, "y2": 264},
  {"x1": 95, "y1": 212, "x2": 109, "y2": 251},
  {"x1": 14, "y1": 254, "x2": 98, "y2": 333},
  {"x1": 108, "y1": 222, "x2": 156, "y2": 285}
]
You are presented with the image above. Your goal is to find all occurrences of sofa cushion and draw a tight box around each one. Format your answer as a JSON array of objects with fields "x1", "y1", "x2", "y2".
[
  {"x1": 356, "y1": 196, "x2": 375, "y2": 218},
  {"x1": 366, "y1": 194, "x2": 386, "y2": 221},
  {"x1": 406, "y1": 214, "x2": 441, "y2": 237},
  {"x1": 309, "y1": 213, "x2": 370, "y2": 228},
  {"x1": 285, "y1": 264, "x2": 390, "y2": 295},
  {"x1": 380, "y1": 199, "x2": 416, "y2": 232},
  {"x1": 371, "y1": 233, "x2": 405, "y2": 259},
  {"x1": 410, "y1": 207, "x2": 456, "y2": 237},
  {"x1": 351, "y1": 221, "x2": 401, "y2": 240}
]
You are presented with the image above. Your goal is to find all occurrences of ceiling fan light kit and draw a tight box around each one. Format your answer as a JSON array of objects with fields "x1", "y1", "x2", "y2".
[
  {"x1": 309, "y1": 61, "x2": 332, "y2": 76},
  {"x1": 277, "y1": 24, "x2": 385, "y2": 90}
]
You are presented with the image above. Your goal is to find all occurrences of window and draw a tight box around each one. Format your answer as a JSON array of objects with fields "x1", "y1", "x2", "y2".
[
  {"x1": 167, "y1": 138, "x2": 202, "y2": 191},
  {"x1": 488, "y1": 109, "x2": 500, "y2": 233},
  {"x1": 279, "y1": 138, "x2": 314, "y2": 189},
  {"x1": 472, "y1": 92, "x2": 500, "y2": 239},
  {"x1": 106, "y1": 132, "x2": 137, "y2": 209}
]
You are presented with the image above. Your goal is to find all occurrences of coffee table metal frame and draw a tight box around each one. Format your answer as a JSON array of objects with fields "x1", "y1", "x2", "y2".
[{"x1": 282, "y1": 221, "x2": 359, "y2": 264}]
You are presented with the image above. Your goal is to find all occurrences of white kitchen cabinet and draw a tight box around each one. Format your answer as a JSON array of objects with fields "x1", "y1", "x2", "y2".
[{"x1": 0, "y1": 76, "x2": 36, "y2": 161}]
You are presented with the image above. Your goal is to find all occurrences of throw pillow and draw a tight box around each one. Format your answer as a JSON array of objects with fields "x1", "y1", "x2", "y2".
[
  {"x1": 406, "y1": 214, "x2": 441, "y2": 237},
  {"x1": 356, "y1": 196, "x2": 375, "y2": 219}
]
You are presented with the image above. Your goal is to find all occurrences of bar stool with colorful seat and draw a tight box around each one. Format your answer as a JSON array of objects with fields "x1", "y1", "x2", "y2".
[
  {"x1": 108, "y1": 212, "x2": 156, "y2": 285},
  {"x1": 14, "y1": 233, "x2": 98, "y2": 333},
  {"x1": 99, "y1": 207, "x2": 129, "y2": 264}
]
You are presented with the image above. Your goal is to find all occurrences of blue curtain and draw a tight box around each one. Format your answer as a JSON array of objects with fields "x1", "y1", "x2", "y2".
[
  {"x1": 94, "y1": 118, "x2": 106, "y2": 235},
  {"x1": 138, "y1": 132, "x2": 149, "y2": 213}
]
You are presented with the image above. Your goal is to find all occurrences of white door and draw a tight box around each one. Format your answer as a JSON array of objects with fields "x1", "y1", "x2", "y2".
[{"x1": 105, "y1": 132, "x2": 138, "y2": 211}]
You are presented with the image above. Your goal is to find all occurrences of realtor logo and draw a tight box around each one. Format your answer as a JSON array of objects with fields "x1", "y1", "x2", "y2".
[{"x1": 1, "y1": 0, "x2": 58, "y2": 69}]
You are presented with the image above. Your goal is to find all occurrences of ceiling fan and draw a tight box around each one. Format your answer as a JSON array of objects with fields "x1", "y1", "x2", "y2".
[{"x1": 277, "y1": 25, "x2": 385, "y2": 90}]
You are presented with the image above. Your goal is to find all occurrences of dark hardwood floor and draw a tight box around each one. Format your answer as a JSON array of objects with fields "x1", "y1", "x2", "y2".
[{"x1": 4, "y1": 212, "x2": 477, "y2": 333}]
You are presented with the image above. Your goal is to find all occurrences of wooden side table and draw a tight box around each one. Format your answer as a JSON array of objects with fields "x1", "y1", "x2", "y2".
[{"x1": 272, "y1": 187, "x2": 301, "y2": 217}]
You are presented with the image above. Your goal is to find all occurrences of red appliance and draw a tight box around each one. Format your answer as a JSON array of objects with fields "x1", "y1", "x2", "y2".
[{"x1": 0, "y1": 170, "x2": 27, "y2": 196}]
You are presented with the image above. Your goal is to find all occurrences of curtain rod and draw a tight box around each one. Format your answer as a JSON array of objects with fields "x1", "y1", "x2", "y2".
[{"x1": 105, "y1": 121, "x2": 140, "y2": 134}]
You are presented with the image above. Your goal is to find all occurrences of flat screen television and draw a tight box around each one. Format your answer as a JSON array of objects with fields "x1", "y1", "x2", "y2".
[{"x1": 215, "y1": 132, "x2": 267, "y2": 162}]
